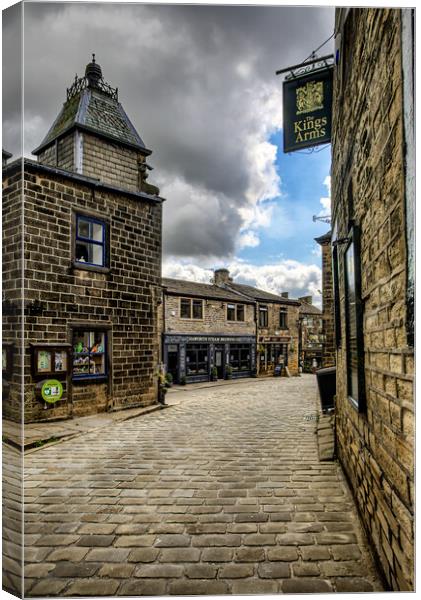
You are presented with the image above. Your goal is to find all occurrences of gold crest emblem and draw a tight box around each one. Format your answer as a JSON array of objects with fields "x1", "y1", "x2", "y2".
[{"x1": 296, "y1": 81, "x2": 324, "y2": 115}]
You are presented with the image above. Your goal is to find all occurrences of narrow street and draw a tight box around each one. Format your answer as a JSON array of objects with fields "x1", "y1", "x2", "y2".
[{"x1": 21, "y1": 375, "x2": 383, "y2": 596}]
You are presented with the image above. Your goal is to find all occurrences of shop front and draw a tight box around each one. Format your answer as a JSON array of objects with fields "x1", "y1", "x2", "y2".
[
  {"x1": 257, "y1": 336, "x2": 291, "y2": 376},
  {"x1": 163, "y1": 334, "x2": 256, "y2": 383}
]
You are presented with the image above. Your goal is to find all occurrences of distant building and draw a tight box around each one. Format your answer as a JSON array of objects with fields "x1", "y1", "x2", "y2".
[
  {"x1": 213, "y1": 269, "x2": 300, "y2": 377},
  {"x1": 332, "y1": 8, "x2": 414, "y2": 590},
  {"x1": 314, "y1": 231, "x2": 335, "y2": 367},
  {"x1": 160, "y1": 270, "x2": 300, "y2": 383},
  {"x1": 162, "y1": 277, "x2": 256, "y2": 383},
  {"x1": 298, "y1": 296, "x2": 323, "y2": 372},
  {"x1": 2, "y1": 57, "x2": 163, "y2": 422}
]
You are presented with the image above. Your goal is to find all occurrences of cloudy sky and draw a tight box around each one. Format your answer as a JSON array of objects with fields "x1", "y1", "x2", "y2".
[{"x1": 2, "y1": 1, "x2": 334, "y2": 305}]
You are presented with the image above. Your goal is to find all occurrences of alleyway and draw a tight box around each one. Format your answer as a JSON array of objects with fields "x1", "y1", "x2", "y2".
[{"x1": 20, "y1": 375, "x2": 383, "y2": 595}]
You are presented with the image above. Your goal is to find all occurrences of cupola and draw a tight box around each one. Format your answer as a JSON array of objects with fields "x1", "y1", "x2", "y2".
[{"x1": 32, "y1": 56, "x2": 159, "y2": 195}]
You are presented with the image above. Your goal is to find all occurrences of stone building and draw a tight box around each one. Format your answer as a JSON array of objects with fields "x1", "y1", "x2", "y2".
[
  {"x1": 162, "y1": 277, "x2": 256, "y2": 383},
  {"x1": 161, "y1": 270, "x2": 300, "y2": 382},
  {"x1": 2, "y1": 57, "x2": 163, "y2": 423},
  {"x1": 298, "y1": 296, "x2": 323, "y2": 372},
  {"x1": 314, "y1": 231, "x2": 336, "y2": 368},
  {"x1": 213, "y1": 269, "x2": 300, "y2": 377},
  {"x1": 332, "y1": 8, "x2": 414, "y2": 591}
]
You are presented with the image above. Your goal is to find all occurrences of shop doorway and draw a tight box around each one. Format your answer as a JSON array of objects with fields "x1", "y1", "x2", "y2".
[
  {"x1": 214, "y1": 345, "x2": 224, "y2": 379},
  {"x1": 167, "y1": 345, "x2": 179, "y2": 383}
]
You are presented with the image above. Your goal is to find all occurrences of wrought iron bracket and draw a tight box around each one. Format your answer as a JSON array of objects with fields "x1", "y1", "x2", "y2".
[{"x1": 276, "y1": 53, "x2": 334, "y2": 80}]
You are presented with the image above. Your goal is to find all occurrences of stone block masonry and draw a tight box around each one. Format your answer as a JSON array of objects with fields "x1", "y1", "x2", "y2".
[
  {"x1": 331, "y1": 8, "x2": 414, "y2": 590},
  {"x1": 2, "y1": 161, "x2": 162, "y2": 423}
]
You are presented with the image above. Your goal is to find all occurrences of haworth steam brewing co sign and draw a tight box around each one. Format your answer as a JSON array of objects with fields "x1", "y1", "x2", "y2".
[{"x1": 283, "y1": 67, "x2": 333, "y2": 153}]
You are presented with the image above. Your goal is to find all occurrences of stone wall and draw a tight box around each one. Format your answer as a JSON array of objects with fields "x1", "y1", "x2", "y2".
[
  {"x1": 37, "y1": 134, "x2": 75, "y2": 172},
  {"x1": 320, "y1": 239, "x2": 335, "y2": 367},
  {"x1": 3, "y1": 163, "x2": 162, "y2": 422},
  {"x1": 2, "y1": 167, "x2": 24, "y2": 423},
  {"x1": 37, "y1": 131, "x2": 142, "y2": 192},
  {"x1": 165, "y1": 295, "x2": 255, "y2": 336},
  {"x1": 82, "y1": 133, "x2": 140, "y2": 191},
  {"x1": 332, "y1": 8, "x2": 414, "y2": 590}
]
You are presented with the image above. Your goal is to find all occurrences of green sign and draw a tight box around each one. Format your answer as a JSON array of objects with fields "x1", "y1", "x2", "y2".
[
  {"x1": 283, "y1": 67, "x2": 333, "y2": 153},
  {"x1": 41, "y1": 379, "x2": 63, "y2": 403}
]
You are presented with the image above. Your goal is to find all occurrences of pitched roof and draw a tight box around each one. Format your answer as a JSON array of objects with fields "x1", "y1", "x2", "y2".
[
  {"x1": 225, "y1": 282, "x2": 300, "y2": 305},
  {"x1": 299, "y1": 301, "x2": 322, "y2": 315},
  {"x1": 314, "y1": 230, "x2": 332, "y2": 244},
  {"x1": 33, "y1": 59, "x2": 149, "y2": 156},
  {"x1": 162, "y1": 278, "x2": 254, "y2": 304}
]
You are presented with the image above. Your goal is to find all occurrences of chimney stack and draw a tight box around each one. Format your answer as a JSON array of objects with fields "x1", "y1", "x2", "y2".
[
  {"x1": 214, "y1": 268, "x2": 231, "y2": 286},
  {"x1": 299, "y1": 295, "x2": 312, "y2": 304},
  {"x1": 281, "y1": 292, "x2": 289, "y2": 299}
]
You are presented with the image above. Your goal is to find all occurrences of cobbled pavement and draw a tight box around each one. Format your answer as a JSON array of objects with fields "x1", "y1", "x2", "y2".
[{"x1": 13, "y1": 375, "x2": 384, "y2": 595}]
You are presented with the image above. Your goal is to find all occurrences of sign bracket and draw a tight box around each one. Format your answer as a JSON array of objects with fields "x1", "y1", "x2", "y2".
[{"x1": 276, "y1": 53, "x2": 334, "y2": 80}]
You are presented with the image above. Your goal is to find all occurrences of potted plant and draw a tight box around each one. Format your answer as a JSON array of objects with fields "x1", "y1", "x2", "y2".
[
  {"x1": 225, "y1": 365, "x2": 232, "y2": 380},
  {"x1": 158, "y1": 385, "x2": 167, "y2": 404},
  {"x1": 211, "y1": 366, "x2": 218, "y2": 382},
  {"x1": 180, "y1": 375, "x2": 187, "y2": 386},
  {"x1": 165, "y1": 373, "x2": 173, "y2": 388}
]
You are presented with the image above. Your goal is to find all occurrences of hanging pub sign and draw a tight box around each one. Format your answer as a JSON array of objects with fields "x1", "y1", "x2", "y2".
[{"x1": 283, "y1": 67, "x2": 333, "y2": 153}]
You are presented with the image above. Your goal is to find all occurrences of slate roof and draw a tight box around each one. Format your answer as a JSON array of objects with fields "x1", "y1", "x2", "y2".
[
  {"x1": 163, "y1": 277, "x2": 300, "y2": 306},
  {"x1": 33, "y1": 71, "x2": 149, "y2": 155},
  {"x1": 162, "y1": 278, "x2": 254, "y2": 304},
  {"x1": 299, "y1": 301, "x2": 322, "y2": 315},
  {"x1": 314, "y1": 230, "x2": 332, "y2": 244},
  {"x1": 225, "y1": 282, "x2": 300, "y2": 305}
]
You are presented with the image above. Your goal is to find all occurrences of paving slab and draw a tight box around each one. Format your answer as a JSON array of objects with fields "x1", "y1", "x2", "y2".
[{"x1": 9, "y1": 375, "x2": 385, "y2": 595}]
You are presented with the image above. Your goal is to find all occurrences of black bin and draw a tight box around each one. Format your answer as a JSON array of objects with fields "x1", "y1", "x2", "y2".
[{"x1": 316, "y1": 366, "x2": 336, "y2": 412}]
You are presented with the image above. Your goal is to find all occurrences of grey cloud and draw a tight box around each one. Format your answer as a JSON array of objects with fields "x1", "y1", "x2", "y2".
[{"x1": 3, "y1": 2, "x2": 334, "y2": 258}]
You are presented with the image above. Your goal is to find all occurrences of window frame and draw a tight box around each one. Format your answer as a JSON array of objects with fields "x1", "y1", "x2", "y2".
[
  {"x1": 72, "y1": 211, "x2": 110, "y2": 273},
  {"x1": 185, "y1": 343, "x2": 208, "y2": 375},
  {"x1": 227, "y1": 303, "x2": 245, "y2": 322},
  {"x1": 259, "y1": 305, "x2": 268, "y2": 328},
  {"x1": 72, "y1": 329, "x2": 108, "y2": 382},
  {"x1": 332, "y1": 244, "x2": 342, "y2": 348},
  {"x1": 227, "y1": 303, "x2": 236, "y2": 321},
  {"x1": 343, "y1": 224, "x2": 366, "y2": 412},
  {"x1": 30, "y1": 344, "x2": 71, "y2": 380},
  {"x1": 179, "y1": 298, "x2": 204, "y2": 320},
  {"x1": 279, "y1": 308, "x2": 288, "y2": 329},
  {"x1": 229, "y1": 343, "x2": 251, "y2": 372}
]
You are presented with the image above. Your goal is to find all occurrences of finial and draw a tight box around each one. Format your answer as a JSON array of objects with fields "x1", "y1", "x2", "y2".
[{"x1": 85, "y1": 54, "x2": 102, "y2": 88}]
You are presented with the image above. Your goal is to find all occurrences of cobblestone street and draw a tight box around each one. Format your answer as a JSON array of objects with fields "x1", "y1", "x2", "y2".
[{"x1": 20, "y1": 375, "x2": 384, "y2": 595}]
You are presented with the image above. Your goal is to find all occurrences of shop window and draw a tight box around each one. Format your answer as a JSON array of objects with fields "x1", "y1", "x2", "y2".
[
  {"x1": 72, "y1": 330, "x2": 107, "y2": 379},
  {"x1": 186, "y1": 344, "x2": 208, "y2": 375},
  {"x1": 75, "y1": 215, "x2": 107, "y2": 267},
  {"x1": 180, "y1": 298, "x2": 203, "y2": 319},
  {"x1": 279, "y1": 309, "x2": 288, "y2": 329},
  {"x1": 230, "y1": 344, "x2": 250, "y2": 371},
  {"x1": 344, "y1": 224, "x2": 365, "y2": 411},
  {"x1": 259, "y1": 305, "x2": 268, "y2": 327}
]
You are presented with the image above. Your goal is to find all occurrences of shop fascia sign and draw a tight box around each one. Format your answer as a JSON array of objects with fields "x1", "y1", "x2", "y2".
[{"x1": 277, "y1": 54, "x2": 334, "y2": 153}]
